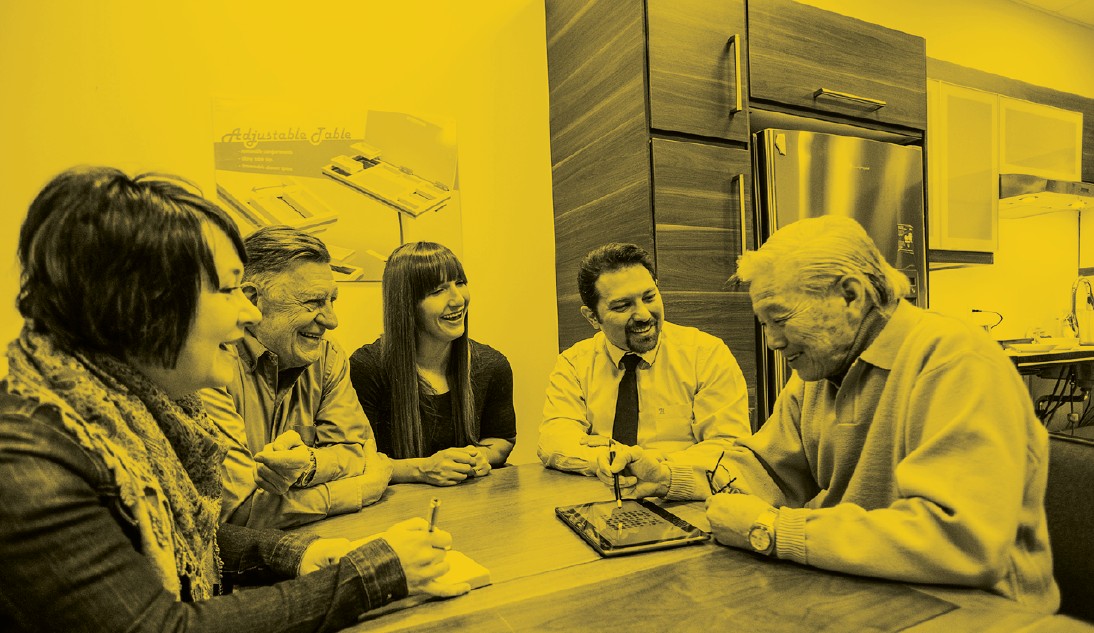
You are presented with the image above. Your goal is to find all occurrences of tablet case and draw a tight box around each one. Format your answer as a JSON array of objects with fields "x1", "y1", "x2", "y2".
[{"x1": 555, "y1": 499, "x2": 709, "y2": 557}]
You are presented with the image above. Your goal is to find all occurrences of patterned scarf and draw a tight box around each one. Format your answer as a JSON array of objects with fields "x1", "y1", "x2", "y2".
[{"x1": 4, "y1": 329, "x2": 227, "y2": 600}]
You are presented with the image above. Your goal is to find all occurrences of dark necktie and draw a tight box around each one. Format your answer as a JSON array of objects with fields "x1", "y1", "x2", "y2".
[{"x1": 612, "y1": 353, "x2": 641, "y2": 446}]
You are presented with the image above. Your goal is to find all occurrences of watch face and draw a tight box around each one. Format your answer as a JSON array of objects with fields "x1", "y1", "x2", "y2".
[{"x1": 748, "y1": 526, "x2": 772, "y2": 552}]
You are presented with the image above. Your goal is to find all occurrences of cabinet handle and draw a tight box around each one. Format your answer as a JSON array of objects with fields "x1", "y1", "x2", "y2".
[
  {"x1": 728, "y1": 34, "x2": 742, "y2": 114},
  {"x1": 813, "y1": 88, "x2": 886, "y2": 110},
  {"x1": 733, "y1": 173, "x2": 747, "y2": 254}
]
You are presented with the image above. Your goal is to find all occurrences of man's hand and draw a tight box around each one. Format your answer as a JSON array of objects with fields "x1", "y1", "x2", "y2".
[
  {"x1": 253, "y1": 430, "x2": 313, "y2": 495},
  {"x1": 595, "y1": 444, "x2": 671, "y2": 499},
  {"x1": 363, "y1": 518, "x2": 470, "y2": 598},
  {"x1": 417, "y1": 447, "x2": 479, "y2": 486},
  {"x1": 298, "y1": 537, "x2": 355, "y2": 575},
  {"x1": 705, "y1": 492, "x2": 774, "y2": 550}
]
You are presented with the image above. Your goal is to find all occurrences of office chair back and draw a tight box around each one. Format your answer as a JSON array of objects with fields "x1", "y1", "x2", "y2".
[{"x1": 1045, "y1": 432, "x2": 1094, "y2": 623}]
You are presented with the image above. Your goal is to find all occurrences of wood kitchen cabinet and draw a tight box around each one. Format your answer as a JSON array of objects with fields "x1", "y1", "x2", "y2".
[
  {"x1": 647, "y1": 0, "x2": 748, "y2": 142},
  {"x1": 652, "y1": 139, "x2": 753, "y2": 290},
  {"x1": 747, "y1": 0, "x2": 927, "y2": 131},
  {"x1": 545, "y1": 0, "x2": 759, "y2": 422}
]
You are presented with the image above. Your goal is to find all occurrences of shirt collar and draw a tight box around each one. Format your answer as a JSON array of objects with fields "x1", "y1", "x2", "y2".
[
  {"x1": 857, "y1": 301, "x2": 919, "y2": 371},
  {"x1": 602, "y1": 326, "x2": 664, "y2": 369},
  {"x1": 237, "y1": 329, "x2": 272, "y2": 373}
]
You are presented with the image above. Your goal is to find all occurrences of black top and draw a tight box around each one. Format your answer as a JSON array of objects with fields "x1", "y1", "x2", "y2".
[{"x1": 349, "y1": 338, "x2": 517, "y2": 458}]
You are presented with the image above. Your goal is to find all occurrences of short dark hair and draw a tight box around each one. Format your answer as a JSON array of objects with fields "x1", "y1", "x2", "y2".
[
  {"x1": 242, "y1": 225, "x2": 331, "y2": 287},
  {"x1": 577, "y1": 242, "x2": 657, "y2": 312},
  {"x1": 17, "y1": 165, "x2": 246, "y2": 368}
]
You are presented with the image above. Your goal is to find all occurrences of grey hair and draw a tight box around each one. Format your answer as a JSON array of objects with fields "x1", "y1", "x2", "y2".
[
  {"x1": 242, "y1": 225, "x2": 331, "y2": 287},
  {"x1": 736, "y1": 215, "x2": 910, "y2": 307}
]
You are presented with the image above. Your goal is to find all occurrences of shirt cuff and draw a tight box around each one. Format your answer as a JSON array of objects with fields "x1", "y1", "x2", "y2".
[
  {"x1": 323, "y1": 476, "x2": 364, "y2": 515},
  {"x1": 271, "y1": 531, "x2": 323, "y2": 578},
  {"x1": 774, "y1": 506, "x2": 807, "y2": 564},
  {"x1": 345, "y1": 538, "x2": 409, "y2": 607}
]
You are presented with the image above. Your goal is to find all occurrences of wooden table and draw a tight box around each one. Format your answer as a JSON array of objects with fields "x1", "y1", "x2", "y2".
[{"x1": 296, "y1": 464, "x2": 1093, "y2": 633}]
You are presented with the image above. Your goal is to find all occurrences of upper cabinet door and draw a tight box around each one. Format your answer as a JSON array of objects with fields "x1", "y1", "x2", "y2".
[
  {"x1": 1000, "y1": 96, "x2": 1083, "y2": 181},
  {"x1": 647, "y1": 0, "x2": 748, "y2": 142},
  {"x1": 927, "y1": 80, "x2": 999, "y2": 253},
  {"x1": 747, "y1": 0, "x2": 926, "y2": 130}
]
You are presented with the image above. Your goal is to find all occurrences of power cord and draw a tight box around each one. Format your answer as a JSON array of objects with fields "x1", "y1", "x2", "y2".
[{"x1": 972, "y1": 309, "x2": 1004, "y2": 331}]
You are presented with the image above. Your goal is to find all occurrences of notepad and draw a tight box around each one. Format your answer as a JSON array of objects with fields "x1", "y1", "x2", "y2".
[{"x1": 437, "y1": 550, "x2": 491, "y2": 589}]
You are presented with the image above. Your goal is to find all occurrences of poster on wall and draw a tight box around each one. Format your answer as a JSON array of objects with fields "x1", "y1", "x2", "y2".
[{"x1": 212, "y1": 100, "x2": 460, "y2": 281}]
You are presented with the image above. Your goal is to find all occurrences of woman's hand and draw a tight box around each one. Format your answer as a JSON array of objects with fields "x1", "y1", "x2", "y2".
[
  {"x1": 463, "y1": 445, "x2": 492, "y2": 477},
  {"x1": 298, "y1": 537, "x2": 355, "y2": 575},
  {"x1": 364, "y1": 518, "x2": 470, "y2": 598},
  {"x1": 417, "y1": 448, "x2": 479, "y2": 486}
]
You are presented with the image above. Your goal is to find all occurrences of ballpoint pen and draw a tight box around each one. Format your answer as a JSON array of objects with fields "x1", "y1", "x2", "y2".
[{"x1": 609, "y1": 438, "x2": 622, "y2": 508}]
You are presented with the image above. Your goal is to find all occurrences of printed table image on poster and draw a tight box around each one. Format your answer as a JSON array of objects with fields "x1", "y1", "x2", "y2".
[{"x1": 213, "y1": 101, "x2": 460, "y2": 281}]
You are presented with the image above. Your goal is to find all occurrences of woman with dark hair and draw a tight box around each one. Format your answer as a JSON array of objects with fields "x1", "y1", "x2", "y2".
[
  {"x1": 0, "y1": 167, "x2": 468, "y2": 633},
  {"x1": 350, "y1": 242, "x2": 515, "y2": 486}
]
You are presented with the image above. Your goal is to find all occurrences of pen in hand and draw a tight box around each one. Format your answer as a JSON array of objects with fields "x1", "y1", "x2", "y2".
[
  {"x1": 426, "y1": 497, "x2": 450, "y2": 550},
  {"x1": 428, "y1": 497, "x2": 441, "y2": 532},
  {"x1": 609, "y1": 438, "x2": 622, "y2": 508}
]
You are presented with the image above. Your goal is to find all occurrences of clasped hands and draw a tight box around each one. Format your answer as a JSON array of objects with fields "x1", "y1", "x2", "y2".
[
  {"x1": 253, "y1": 430, "x2": 314, "y2": 495},
  {"x1": 593, "y1": 441, "x2": 775, "y2": 551},
  {"x1": 299, "y1": 517, "x2": 470, "y2": 598},
  {"x1": 418, "y1": 446, "x2": 491, "y2": 486}
]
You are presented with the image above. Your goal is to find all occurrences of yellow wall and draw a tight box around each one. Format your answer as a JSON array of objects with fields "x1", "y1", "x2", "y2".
[{"x1": 1, "y1": 1, "x2": 1091, "y2": 465}]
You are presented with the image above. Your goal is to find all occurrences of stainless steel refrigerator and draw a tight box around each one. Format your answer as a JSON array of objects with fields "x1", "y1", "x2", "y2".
[{"x1": 752, "y1": 128, "x2": 927, "y2": 416}]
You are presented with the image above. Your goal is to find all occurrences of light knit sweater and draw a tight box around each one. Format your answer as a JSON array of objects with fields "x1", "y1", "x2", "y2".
[{"x1": 667, "y1": 302, "x2": 1059, "y2": 613}]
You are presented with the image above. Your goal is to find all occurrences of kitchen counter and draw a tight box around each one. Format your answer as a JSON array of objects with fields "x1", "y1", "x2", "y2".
[{"x1": 1005, "y1": 346, "x2": 1094, "y2": 375}]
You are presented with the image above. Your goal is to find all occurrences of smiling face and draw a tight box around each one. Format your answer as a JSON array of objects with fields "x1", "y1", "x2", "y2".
[
  {"x1": 749, "y1": 270, "x2": 862, "y2": 382},
  {"x1": 416, "y1": 278, "x2": 470, "y2": 346},
  {"x1": 248, "y1": 260, "x2": 339, "y2": 369},
  {"x1": 133, "y1": 225, "x2": 262, "y2": 397},
  {"x1": 582, "y1": 265, "x2": 663, "y2": 354}
]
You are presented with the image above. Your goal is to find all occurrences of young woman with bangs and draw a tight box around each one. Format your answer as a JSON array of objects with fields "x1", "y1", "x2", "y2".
[{"x1": 350, "y1": 242, "x2": 516, "y2": 486}]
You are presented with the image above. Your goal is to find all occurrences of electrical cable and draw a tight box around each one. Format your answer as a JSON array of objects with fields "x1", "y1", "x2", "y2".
[
  {"x1": 971, "y1": 308, "x2": 1004, "y2": 330},
  {"x1": 1040, "y1": 366, "x2": 1071, "y2": 425}
]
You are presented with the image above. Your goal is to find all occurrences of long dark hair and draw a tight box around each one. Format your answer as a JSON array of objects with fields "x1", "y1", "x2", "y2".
[{"x1": 380, "y1": 242, "x2": 475, "y2": 458}]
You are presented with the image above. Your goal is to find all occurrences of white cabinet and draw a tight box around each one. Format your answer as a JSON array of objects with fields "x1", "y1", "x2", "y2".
[
  {"x1": 1000, "y1": 96, "x2": 1083, "y2": 181},
  {"x1": 927, "y1": 80, "x2": 998, "y2": 253}
]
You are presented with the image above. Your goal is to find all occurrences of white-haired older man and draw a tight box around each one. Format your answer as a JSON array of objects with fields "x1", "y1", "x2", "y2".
[{"x1": 600, "y1": 215, "x2": 1058, "y2": 614}]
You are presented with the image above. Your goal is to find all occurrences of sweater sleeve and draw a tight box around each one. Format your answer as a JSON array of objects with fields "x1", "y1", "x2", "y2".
[
  {"x1": 349, "y1": 340, "x2": 394, "y2": 457},
  {"x1": 475, "y1": 345, "x2": 517, "y2": 443},
  {"x1": 774, "y1": 352, "x2": 1035, "y2": 589}
]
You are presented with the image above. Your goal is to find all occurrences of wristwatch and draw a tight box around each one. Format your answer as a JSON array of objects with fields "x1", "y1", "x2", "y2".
[
  {"x1": 747, "y1": 507, "x2": 779, "y2": 556},
  {"x1": 294, "y1": 447, "x2": 318, "y2": 488}
]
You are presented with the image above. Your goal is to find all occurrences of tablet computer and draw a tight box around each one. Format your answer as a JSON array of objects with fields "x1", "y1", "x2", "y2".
[{"x1": 555, "y1": 499, "x2": 709, "y2": 557}]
